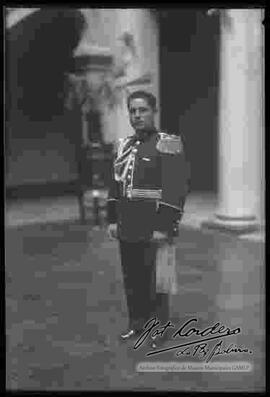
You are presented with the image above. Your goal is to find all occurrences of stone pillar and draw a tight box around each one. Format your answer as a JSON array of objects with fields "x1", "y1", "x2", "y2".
[
  {"x1": 259, "y1": 9, "x2": 265, "y2": 229},
  {"x1": 113, "y1": 9, "x2": 160, "y2": 141},
  {"x1": 79, "y1": 9, "x2": 160, "y2": 144},
  {"x1": 202, "y1": 9, "x2": 264, "y2": 233}
]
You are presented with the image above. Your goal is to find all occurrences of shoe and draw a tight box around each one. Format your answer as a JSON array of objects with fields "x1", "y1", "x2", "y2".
[{"x1": 120, "y1": 329, "x2": 137, "y2": 341}]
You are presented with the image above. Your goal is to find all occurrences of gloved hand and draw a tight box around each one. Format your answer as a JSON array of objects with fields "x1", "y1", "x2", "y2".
[{"x1": 152, "y1": 230, "x2": 168, "y2": 243}]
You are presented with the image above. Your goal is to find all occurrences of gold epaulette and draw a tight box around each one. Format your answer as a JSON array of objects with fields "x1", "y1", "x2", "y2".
[{"x1": 156, "y1": 132, "x2": 183, "y2": 154}]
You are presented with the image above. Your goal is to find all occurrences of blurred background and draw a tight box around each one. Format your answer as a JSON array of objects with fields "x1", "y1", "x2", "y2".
[
  {"x1": 5, "y1": 8, "x2": 264, "y2": 236},
  {"x1": 5, "y1": 8, "x2": 222, "y2": 226},
  {"x1": 5, "y1": 7, "x2": 265, "y2": 392}
]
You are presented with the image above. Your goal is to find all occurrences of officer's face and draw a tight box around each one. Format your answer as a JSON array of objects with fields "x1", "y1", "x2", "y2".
[{"x1": 128, "y1": 98, "x2": 156, "y2": 132}]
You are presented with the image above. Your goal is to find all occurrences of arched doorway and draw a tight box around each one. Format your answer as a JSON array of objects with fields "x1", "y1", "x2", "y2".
[{"x1": 6, "y1": 8, "x2": 86, "y2": 198}]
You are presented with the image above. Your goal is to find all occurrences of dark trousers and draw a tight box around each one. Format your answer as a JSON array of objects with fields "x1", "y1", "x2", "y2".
[{"x1": 119, "y1": 240, "x2": 169, "y2": 332}]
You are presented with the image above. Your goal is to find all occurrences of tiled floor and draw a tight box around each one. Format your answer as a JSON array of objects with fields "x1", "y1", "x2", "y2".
[
  {"x1": 5, "y1": 219, "x2": 265, "y2": 391},
  {"x1": 5, "y1": 190, "x2": 265, "y2": 391}
]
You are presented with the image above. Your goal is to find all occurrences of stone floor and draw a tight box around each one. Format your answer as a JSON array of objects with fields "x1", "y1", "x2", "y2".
[
  {"x1": 5, "y1": 192, "x2": 265, "y2": 242},
  {"x1": 5, "y1": 196, "x2": 265, "y2": 391}
]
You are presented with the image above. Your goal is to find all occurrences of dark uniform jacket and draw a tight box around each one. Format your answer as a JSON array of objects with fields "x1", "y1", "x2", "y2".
[{"x1": 107, "y1": 128, "x2": 190, "y2": 242}]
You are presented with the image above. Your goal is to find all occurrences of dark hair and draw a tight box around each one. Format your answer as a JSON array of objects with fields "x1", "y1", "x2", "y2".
[{"x1": 127, "y1": 90, "x2": 157, "y2": 111}]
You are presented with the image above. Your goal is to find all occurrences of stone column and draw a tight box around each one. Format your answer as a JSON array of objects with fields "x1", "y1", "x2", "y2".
[
  {"x1": 113, "y1": 9, "x2": 160, "y2": 141},
  {"x1": 79, "y1": 9, "x2": 160, "y2": 144},
  {"x1": 202, "y1": 9, "x2": 264, "y2": 233},
  {"x1": 259, "y1": 9, "x2": 265, "y2": 229}
]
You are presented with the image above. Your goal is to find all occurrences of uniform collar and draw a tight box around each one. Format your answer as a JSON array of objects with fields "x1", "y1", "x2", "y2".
[{"x1": 134, "y1": 127, "x2": 158, "y2": 143}]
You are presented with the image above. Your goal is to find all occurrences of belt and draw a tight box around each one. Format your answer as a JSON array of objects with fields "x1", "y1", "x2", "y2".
[{"x1": 126, "y1": 188, "x2": 162, "y2": 200}]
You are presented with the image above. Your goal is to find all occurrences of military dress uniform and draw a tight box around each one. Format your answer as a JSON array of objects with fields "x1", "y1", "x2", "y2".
[{"x1": 107, "y1": 128, "x2": 190, "y2": 333}]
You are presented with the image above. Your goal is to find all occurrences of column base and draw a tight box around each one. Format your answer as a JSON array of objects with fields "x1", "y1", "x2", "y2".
[{"x1": 201, "y1": 215, "x2": 260, "y2": 235}]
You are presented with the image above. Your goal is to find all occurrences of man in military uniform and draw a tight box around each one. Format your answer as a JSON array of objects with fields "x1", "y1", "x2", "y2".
[{"x1": 107, "y1": 90, "x2": 190, "y2": 348}]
